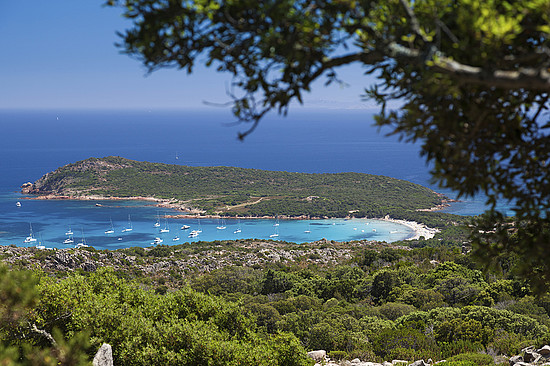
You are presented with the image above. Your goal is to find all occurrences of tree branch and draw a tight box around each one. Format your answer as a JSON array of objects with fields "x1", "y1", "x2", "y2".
[
  {"x1": 432, "y1": 56, "x2": 550, "y2": 91},
  {"x1": 304, "y1": 50, "x2": 386, "y2": 85},
  {"x1": 398, "y1": 0, "x2": 430, "y2": 44},
  {"x1": 30, "y1": 323, "x2": 57, "y2": 347},
  {"x1": 384, "y1": 43, "x2": 550, "y2": 91}
]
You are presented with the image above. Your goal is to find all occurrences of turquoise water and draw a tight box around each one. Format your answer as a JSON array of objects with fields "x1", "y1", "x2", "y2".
[
  {"x1": 5, "y1": 197, "x2": 414, "y2": 249},
  {"x1": 0, "y1": 109, "x2": 511, "y2": 249}
]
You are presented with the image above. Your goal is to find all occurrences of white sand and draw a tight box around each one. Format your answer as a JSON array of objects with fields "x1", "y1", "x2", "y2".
[{"x1": 382, "y1": 215, "x2": 439, "y2": 240}]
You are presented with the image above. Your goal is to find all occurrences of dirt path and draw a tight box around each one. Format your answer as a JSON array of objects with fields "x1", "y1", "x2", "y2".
[{"x1": 223, "y1": 197, "x2": 266, "y2": 210}]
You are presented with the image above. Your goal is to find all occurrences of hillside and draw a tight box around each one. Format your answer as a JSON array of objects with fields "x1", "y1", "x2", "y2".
[
  {"x1": 2, "y1": 241, "x2": 549, "y2": 365},
  {"x1": 22, "y1": 156, "x2": 447, "y2": 219}
]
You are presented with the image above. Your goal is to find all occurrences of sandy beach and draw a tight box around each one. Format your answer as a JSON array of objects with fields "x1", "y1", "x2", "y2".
[{"x1": 381, "y1": 215, "x2": 439, "y2": 240}]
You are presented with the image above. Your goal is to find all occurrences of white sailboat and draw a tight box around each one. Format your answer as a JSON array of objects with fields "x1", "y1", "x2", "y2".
[
  {"x1": 154, "y1": 212, "x2": 161, "y2": 228},
  {"x1": 273, "y1": 216, "x2": 280, "y2": 226},
  {"x1": 122, "y1": 214, "x2": 133, "y2": 232},
  {"x1": 195, "y1": 219, "x2": 203, "y2": 233},
  {"x1": 16, "y1": 201, "x2": 21, "y2": 207},
  {"x1": 65, "y1": 226, "x2": 74, "y2": 236},
  {"x1": 216, "y1": 218, "x2": 226, "y2": 230},
  {"x1": 160, "y1": 217, "x2": 170, "y2": 233},
  {"x1": 234, "y1": 219, "x2": 242, "y2": 234},
  {"x1": 152, "y1": 237, "x2": 163, "y2": 245},
  {"x1": 36, "y1": 232, "x2": 46, "y2": 250},
  {"x1": 23, "y1": 223, "x2": 37, "y2": 243},
  {"x1": 76, "y1": 229, "x2": 89, "y2": 248},
  {"x1": 269, "y1": 226, "x2": 279, "y2": 238},
  {"x1": 188, "y1": 219, "x2": 202, "y2": 237},
  {"x1": 105, "y1": 218, "x2": 115, "y2": 234},
  {"x1": 181, "y1": 224, "x2": 190, "y2": 230},
  {"x1": 63, "y1": 234, "x2": 74, "y2": 245}
]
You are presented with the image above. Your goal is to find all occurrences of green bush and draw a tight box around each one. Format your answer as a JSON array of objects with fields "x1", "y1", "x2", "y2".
[
  {"x1": 435, "y1": 318, "x2": 494, "y2": 346},
  {"x1": 436, "y1": 361, "x2": 477, "y2": 366},
  {"x1": 385, "y1": 347, "x2": 442, "y2": 362},
  {"x1": 446, "y1": 353, "x2": 495, "y2": 366},
  {"x1": 147, "y1": 245, "x2": 172, "y2": 257},
  {"x1": 328, "y1": 350, "x2": 349, "y2": 361},
  {"x1": 378, "y1": 302, "x2": 417, "y2": 321},
  {"x1": 372, "y1": 327, "x2": 440, "y2": 359},
  {"x1": 398, "y1": 306, "x2": 548, "y2": 340},
  {"x1": 30, "y1": 267, "x2": 312, "y2": 366},
  {"x1": 487, "y1": 331, "x2": 531, "y2": 356},
  {"x1": 439, "y1": 340, "x2": 484, "y2": 358}
]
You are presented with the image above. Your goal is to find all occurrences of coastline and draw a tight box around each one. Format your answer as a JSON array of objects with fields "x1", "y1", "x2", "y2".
[
  {"x1": 21, "y1": 193, "x2": 441, "y2": 242},
  {"x1": 381, "y1": 215, "x2": 439, "y2": 240}
]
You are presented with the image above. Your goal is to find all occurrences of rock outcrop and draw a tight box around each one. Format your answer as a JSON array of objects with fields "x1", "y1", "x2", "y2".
[
  {"x1": 307, "y1": 345, "x2": 550, "y2": 366},
  {"x1": 1, "y1": 239, "x2": 388, "y2": 285},
  {"x1": 93, "y1": 343, "x2": 113, "y2": 366},
  {"x1": 307, "y1": 350, "x2": 327, "y2": 363},
  {"x1": 509, "y1": 345, "x2": 550, "y2": 366}
]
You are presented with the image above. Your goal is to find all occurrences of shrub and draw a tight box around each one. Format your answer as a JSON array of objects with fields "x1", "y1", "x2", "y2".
[
  {"x1": 487, "y1": 331, "x2": 531, "y2": 356},
  {"x1": 434, "y1": 318, "x2": 494, "y2": 346},
  {"x1": 147, "y1": 245, "x2": 172, "y2": 257},
  {"x1": 347, "y1": 348, "x2": 377, "y2": 362},
  {"x1": 436, "y1": 361, "x2": 477, "y2": 366},
  {"x1": 446, "y1": 353, "x2": 495, "y2": 366},
  {"x1": 378, "y1": 302, "x2": 417, "y2": 321},
  {"x1": 328, "y1": 350, "x2": 349, "y2": 361},
  {"x1": 385, "y1": 347, "x2": 442, "y2": 362},
  {"x1": 372, "y1": 327, "x2": 440, "y2": 359},
  {"x1": 439, "y1": 340, "x2": 484, "y2": 358},
  {"x1": 397, "y1": 306, "x2": 548, "y2": 340}
]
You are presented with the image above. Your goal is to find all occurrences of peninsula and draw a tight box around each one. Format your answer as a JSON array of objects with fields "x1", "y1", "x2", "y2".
[{"x1": 21, "y1": 156, "x2": 450, "y2": 223}]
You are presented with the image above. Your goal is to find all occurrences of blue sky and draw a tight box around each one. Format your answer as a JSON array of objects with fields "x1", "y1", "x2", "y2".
[{"x1": 0, "y1": 1, "x2": 379, "y2": 111}]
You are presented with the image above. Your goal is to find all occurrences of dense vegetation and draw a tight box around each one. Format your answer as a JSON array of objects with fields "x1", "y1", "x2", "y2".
[
  {"x1": 27, "y1": 156, "x2": 446, "y2": 221},
  {"x1": 2, "y1": 239, "x2": 550, "y2": 365}
]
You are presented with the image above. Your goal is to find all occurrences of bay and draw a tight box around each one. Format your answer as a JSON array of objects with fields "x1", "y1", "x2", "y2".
[{"x1": 0, "y1": 109, "x2": 505, "y2": 249}]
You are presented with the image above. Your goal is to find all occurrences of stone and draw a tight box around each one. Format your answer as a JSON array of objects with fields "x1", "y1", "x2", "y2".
[
  {"x1": 307, "y1": 350, "x2": 327, "y2": 363},
  {"x1": 409, "y1": 360, "x2": 430, "y2": 366},
  {"x1": 20, "y1": 182, "x2": 34, "y2": 194},
  {"x1": 392, "y1": 361, "x2": 409, "y2": 366},
  {"x1": 93, "y1": 343, "x2": 113, "y2": 366},
  {"x1": 538, "y1": 345, "x2": 550, "y2": 356},
  {"x1": 509, "y1": 355, "x2": 523, "y2": 366},
  {"x1": 524, "y1": 350, "x2": 541, "y2": 363},
  {"x1": 351, "y1": 359, "x2": 361, "y2": 364},
  {"x1": 383, "y1": 362, "x2": 393, "y2": 366},
  {"x1": 80, "y1": 261, "x2": 97, "y2": 272}
]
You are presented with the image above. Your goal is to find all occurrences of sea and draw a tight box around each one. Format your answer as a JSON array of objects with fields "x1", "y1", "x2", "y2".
[{"x1": 0, "y1": 109, "x2": 512, "y2": 250}]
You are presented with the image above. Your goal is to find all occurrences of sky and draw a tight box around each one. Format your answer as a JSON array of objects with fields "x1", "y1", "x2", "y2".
[{"x1": 0, "y1": 1, "x2": 380, "y2": 111}]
